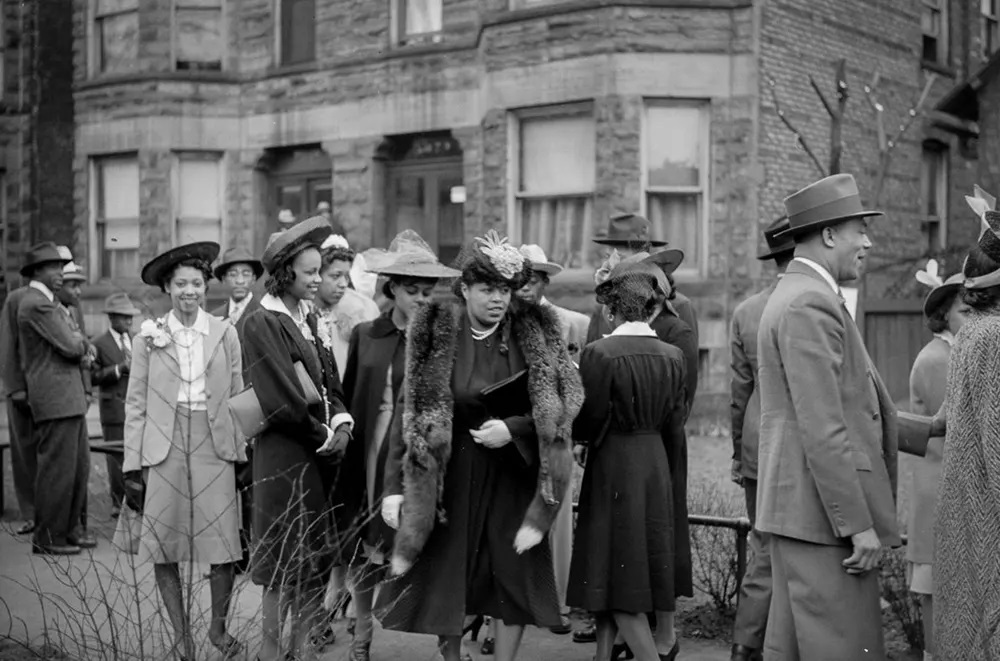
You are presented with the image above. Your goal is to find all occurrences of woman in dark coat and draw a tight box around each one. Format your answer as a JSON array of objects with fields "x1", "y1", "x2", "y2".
[
  {"x1": 339, "y1": 230, "x2": 460, "y2": 661},
  {"x1": 569, "y1": 259, "x2": 688, "y2": 661},
  {"x1": 241, "y1": 217, "x2": 355, "y2": 661},
  {"x1": 374, "y1": 230, "x2": 583, "y2": 661}
]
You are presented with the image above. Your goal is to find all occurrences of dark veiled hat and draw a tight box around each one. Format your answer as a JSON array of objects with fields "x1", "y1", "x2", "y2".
[
  {"x1": 140, "y1": 242, "x2": 220, "y2": 288},
  {"x1": 261, "y1": 216, "x2": 333, "y2": 273}
]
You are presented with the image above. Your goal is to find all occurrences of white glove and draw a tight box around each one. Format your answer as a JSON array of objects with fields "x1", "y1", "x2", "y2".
[
  {"x1": 382, "y1": 494, "x2": 403, "y2": 530},
  {"x1": 470, "y1": 419, "x2": 512, "y2": 449},
  {"x1": 514, "y1": 525, "x2": 544, "y2": 554}
]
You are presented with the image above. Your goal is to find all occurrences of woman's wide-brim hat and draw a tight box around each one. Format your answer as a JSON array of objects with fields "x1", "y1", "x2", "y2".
[
  {"x1": 758, "y1": 216, "x2": 796, "y2": 260},
  {"x1": 923, "y1": 273, "x2": 965, "y2": 318},
  {"x1": 20, "y1": 242, "x2": 70, "y2": 276},
  {"x1": 778, "y1": 174, "x2": 883, "y2": 239},
  {"x1": 366, "y1": 230, "x2": 461, "y2": 279},
  {"x1": 597, "y1": 253, "x2": 670, "y2": 298},
  {"x1": 213, "y1": 246, "x2": 264, "y2": 281},
  {"x1": 518, "y1": 244, "x2": 563, "y2": 275},
  {"x1": 141, "y1": 242, "x2": 221, "y2": 287},
  {"x1": 261, "y1": 216, "x2": 333, "y2": 273},
  {"x1": 103, "y1": 292, "x2": 141, "y2": 316},
  {"x1": 593, "y1": 213, "x2": 668, "y2": 247}
]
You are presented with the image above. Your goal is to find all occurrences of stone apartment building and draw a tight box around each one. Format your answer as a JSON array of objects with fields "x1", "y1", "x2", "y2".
[{"x1": 58, "y1": 0, "x2": 995, "y2": 418}]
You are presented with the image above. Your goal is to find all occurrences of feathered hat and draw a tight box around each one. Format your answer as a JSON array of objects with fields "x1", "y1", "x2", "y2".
[
  {"x1": 452, "y1": 229, "x2": 533, "y2": 294},
  {"x1": 962, "y1": 185, "x2": 1000, "y2": 290},
  {"x1": 915, "y1": 259, "x2": 964, "y2": 317}
]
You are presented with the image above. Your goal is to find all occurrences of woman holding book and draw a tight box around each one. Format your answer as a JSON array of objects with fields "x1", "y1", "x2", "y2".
[
  {"x1": 240, "y1": 216, "x2": 355, "y2": 661},
  {"x1": 375, "y1": 230, "x2": 583, "y2": 661}
]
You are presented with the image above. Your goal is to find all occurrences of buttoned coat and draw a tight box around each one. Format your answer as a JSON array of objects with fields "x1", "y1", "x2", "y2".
[
  {"x1": 547, "y1": 301, "x2": 589, "y2": 363},
  {"x1": 756, "y1": 261, "x2": 899, "y2": 546},
  {"x1": 729, "y1": 283, "x2": 777, "y2": 481},
  {"x1": 16, "y1": 287, "x2": 89, "y2": 422},
  {"x1": 91, "y1": 330, "x2": 131, "y2": 427},
  {"x1": 123, "y1": 315, "x2": 246, "y2": 472},
  {"x1": 0, "y1": 286, "x2": 29, "y2": 396},
  {"x1": 211, "y1": 294, "x2": 261, "y2": 382}
]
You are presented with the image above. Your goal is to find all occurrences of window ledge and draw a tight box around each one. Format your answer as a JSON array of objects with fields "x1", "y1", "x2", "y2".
[
  {"x1": 265, "y1": 61, "x2": 320, "y2": 79},
  {"x1": 921, "y1": 60, "x2": 957, "y2": 78},
  {"x1": 384, "y1": 35, "x2": 479, "y2": 60},
  {"x1": 492, "y1": 0, "x2": 751, "y2": 27},
  {"x1": 77, "y1": 70, "x2": 237, "y2": 90}
]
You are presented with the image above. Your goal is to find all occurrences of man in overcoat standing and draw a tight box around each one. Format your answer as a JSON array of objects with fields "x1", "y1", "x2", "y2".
[
  {"x1": 0, "y1": 275, "x2": 35, "y2": 533},
  {"x1": 17, "y1": 242, "x2": 95, "y2": 554},
  {"x1": 728, "y1": 217, "x2": 795, "y2": 661},
  {"x1": 756, "y1": 174, "x2": 899, "y2": 660}
]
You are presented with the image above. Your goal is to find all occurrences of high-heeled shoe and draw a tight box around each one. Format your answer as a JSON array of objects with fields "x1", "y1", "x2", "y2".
[
  {"x1": 611, "y1": 641, "x2": 635, "y2": 660},
  {"x1": 659, "y1": 639, "x2": 680, "y2": 661},
  {"x1": 463, "y1": 614, "x2": 485, "y2": 642}
]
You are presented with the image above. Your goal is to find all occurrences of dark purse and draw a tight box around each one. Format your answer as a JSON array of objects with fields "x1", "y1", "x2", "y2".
[{"x1": 123, "y1": 470, "x2": 146, "y2": 514}]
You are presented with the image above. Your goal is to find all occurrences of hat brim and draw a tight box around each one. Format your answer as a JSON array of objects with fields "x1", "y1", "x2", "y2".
[
  {"x1": 62, "y1": 273, "x2": 87, "y2": 283},
  {"x1": 262, "y1": 217, "x2": 333, "y2": 272},
  {"x1": 141, "y1": 242, "x2": 221, "y2": 287},
  {"x1": 775, "y1": 210, "x2": 884, "y2": 239},
  {"x1": 529, "y1": 261, "x2": 563, "y2": 276},
  {"x1": 213, "y1": 259, "x2": 264, "y2": 281},
  {"x1": 369, "y1": 263, "x2": 461, "y2": 279},
  {"x1": 105, "y1": 306, "x2": 141, "y2": 316},
  {"x1": 593, "y1": 238, "x2": 669, "y2": 247},
  {"x1": 923, "y1": 282, "x2": 963, "y2": 317},
  {"x1": 19, "y1": 258, "x2": 70, "y2": 277},
  {"x1": 756, "y1": 244, "x2": 796, "y2": 261},
  {"x1": 644, "y1": 249, "x2": 685, "y2": 275}
]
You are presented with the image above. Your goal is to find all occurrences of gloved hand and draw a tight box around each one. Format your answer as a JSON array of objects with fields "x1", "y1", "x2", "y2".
[
  {"x1": 123, "y1": 470, "x2": 146, "y2": 514},
  {"x1": 470, "y1": 419, "x2": 512, "y2": 449},
  {"x1": 317, "y1": 424, "x2": 352, "y2": 457},
  {"x1": 10, "y1": 391, "x2": 30, "y2": 413},
  {"x1": 382, "y1": 494, "x2": 403, "y2": 530},
  {"x1": 731, "y1": 460, "x2": 744, "y2": 486}
]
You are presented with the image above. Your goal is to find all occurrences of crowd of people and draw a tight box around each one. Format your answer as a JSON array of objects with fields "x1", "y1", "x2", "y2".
[{"x1": 4, "y1": 171, "x2": 1000, "y2": 661}]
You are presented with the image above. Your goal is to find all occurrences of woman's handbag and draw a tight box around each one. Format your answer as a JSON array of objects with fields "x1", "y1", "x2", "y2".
[{"x1": 228, "y1": 361, "x2": 321, "y2": 438}]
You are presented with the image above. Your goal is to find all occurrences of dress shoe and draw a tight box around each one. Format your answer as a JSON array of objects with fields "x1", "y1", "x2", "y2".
[
  {"x1": 16, "y1": 522, "x2": 35, "y2": 535},
  {"x1": 573, "y1": 624, "x2": 597, "y2": 643},
  {"x1": 550, "y1": 615, "x2": 573, "y2": 635},
  {"x1": 32, "y1": 543, "x2": 82, "y2": 556},
  {"x1": 731, "y1": 643, "x2": 762, "y2": 661},
  {"x1": 68, "y1": 532, "x2": 98, "y2": 549},
  {"x1": 659, "y1": 639, "x2": 680, "y2": 661}
]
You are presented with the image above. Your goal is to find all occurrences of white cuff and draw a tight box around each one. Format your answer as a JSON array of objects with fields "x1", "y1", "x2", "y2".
[
  {"x1": 330, "y1": 412, "x2": 355, "y2": 432},
  {"x1": 382, "y1": 494, "x2": 403, "y2": 508}
]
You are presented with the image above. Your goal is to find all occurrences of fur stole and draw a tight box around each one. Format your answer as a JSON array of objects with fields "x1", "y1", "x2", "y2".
[{"x1": 392, "y1": 301, "x2": 584, "y2": 574}]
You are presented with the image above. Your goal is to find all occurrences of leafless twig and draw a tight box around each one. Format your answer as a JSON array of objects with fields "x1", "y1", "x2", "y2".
[{"x1": 767, "y1": 76, "x2": 827, "y2": 177}]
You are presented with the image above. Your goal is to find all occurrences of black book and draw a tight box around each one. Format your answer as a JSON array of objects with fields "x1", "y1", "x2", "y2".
[{"x1": 479, "y1": 369, "x2": 531, "y2": 420}]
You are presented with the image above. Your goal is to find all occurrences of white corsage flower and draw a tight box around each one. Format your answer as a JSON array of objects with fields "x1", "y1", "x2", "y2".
[{"x1": 139, "y1": 317, "x2": 172, "y2": 349}]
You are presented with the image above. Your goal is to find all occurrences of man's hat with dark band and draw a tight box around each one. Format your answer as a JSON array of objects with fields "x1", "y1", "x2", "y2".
[
  {"x1": 758, "y1": 216, "x2": 796, "y2": 261},
  {"x1": 20, "y1": 242, "x2": 71, "y2": 277},
  {"x1": 779, "y1": 174, "x2": 883, "y2": 239},
  {"x1": 593, "y1": 213, "x2": 668, "y2": 248},
  {"x1": 141, "y1": 242, "x2": 221, "y2": 288},
  {"x1": 214, "y1": 246, "x2": 264, "y2": 281}
]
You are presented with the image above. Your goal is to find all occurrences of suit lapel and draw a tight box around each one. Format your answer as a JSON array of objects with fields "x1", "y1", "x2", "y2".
[{"x1": 202, "y1": 317, "x2": 226, "y2": 370}]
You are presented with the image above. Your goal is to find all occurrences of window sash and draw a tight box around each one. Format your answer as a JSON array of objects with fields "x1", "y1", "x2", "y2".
[
  {"x1": 518, "y1": 113, "x2": 596, "y2": 194},
  {"x1": 280, "y1": 0, "x2": 316, "y2": 65},
  {"x1": 96, "y1": 0, "x2": 139, "y2": 18},
  {"x1": 517, "y1": 195, "x2": 594, "y2": 270},
  {"x1": 400, "y1": 0, "x2": 443, "y2": 38},
  {"x1": 97, "y1": 10, "x2": 139, "y2": 74},
  {"x1": 646, "y1": 192, "x2": 703, "y2": 272},
  {"x1": 175, "y1": 6, "x2": 224, "y2": 70},
  {"x1": 176, "y1": 217, "x2": 223, "y2": 244}
]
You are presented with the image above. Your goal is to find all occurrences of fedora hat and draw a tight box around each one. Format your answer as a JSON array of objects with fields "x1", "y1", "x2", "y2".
[
  {"x1": 518, "y1": 244, "x2": 563, "y2": 276},
  {"x1": 261, "y1": 216, "x2": 332, "y2": 273},
  {"x1": 20, "y1": 242, "x2": 70, "y2": 277},
  {"x1": 757, "y1": 216, "x2": 796, "y2": 260},
  {"x1": 593, "y1": 213, "x2": 668, "y2": 248},
  {"x1": 214, "y1": 246, "x2": 264, "y2": 281},
  {"x1": 62, "y1": 262, "x2": 87, "y2": 283},
  {"x1": 103, "y1": 292, "x2": 141, "y2": 317},
  {"x1": 923, "y1": 272, "x2": 965, "y2": 318},
  {"x1": 141, "y1": 242, "x2": 221, "y2": 288},
  {"x1": 779, "y1": 174, "x2": 883, "y2": 239}
]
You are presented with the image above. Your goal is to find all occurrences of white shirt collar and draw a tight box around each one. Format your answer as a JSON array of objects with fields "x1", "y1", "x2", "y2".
[
  {"x1": 29, "y1": 280, "x2": 54, "y2": 302},
  {"x1": 110, "y1": 328, "x2": 130, "y2": 344},
  {"x1": 609, "y1": 321, "x2": 658, "y2": 338},
  {"x1": 793, "y1": 257, "x2": 839, "y2": 294},
  {"x1": 231, "y1": 292, "x2": 253, "y2": 309},
  {"x1": 935, "y1": 331, "x2": 955, "y2": 347},
  {"x1": 539, "y1": 296, "x2": 551, "y2": 307},
  {"x1": 167, "y1": 307, "x2": 210, "y2": 336},
  {"x1": 260, "y1": 293, "x2": 311, "y2": 320}
]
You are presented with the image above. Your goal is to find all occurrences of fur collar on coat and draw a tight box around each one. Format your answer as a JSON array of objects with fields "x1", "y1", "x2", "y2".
[{"x1": 392, "y1": 300, "x2": 584, "y2": 574}]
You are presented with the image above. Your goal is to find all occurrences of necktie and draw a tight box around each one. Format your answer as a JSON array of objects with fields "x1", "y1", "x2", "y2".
[{"x1": 121, "y1": 334, "x2": 132, "y2": 365}]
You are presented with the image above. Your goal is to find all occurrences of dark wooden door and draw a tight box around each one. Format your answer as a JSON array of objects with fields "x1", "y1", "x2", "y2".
[{"x1": 863, "y1": 299, "x2": 930, "y2": 408}]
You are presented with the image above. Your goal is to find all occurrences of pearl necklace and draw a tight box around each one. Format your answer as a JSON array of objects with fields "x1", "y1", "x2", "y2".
[{"x1": 470, "y1": 322, "x2": 500, "y2": 342}]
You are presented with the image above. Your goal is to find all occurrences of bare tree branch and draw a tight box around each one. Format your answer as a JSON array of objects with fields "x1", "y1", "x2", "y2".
[
  {"x1": 809, "y1": 75, "x2": 835, "y2": 118},
  {"x1": 863, "y1": 70, "x2": 888, "y2": 152},
  {"x1": 767, "y1": 76, "x2": 827, "y2": 177},
  {"x1": 829, "y1": 59, "x2": 849, "y2": 174},
  {"x1": 871, "y1": 72, "x2": 939, "y2": 204}
]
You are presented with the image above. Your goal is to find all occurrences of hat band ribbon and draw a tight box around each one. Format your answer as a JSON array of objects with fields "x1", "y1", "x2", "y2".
[{"x1": 787, "y1": 196, "x2": 869, "y2": 229}]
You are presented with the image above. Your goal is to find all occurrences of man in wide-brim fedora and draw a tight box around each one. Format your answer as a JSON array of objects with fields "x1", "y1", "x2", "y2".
[
  {"x1": 755, "y1": 174, "x2": 899, "y2": 659},
  {"x1": 15, "y1": 242, "x2": 96, "y2": 554},
  {"x1": 728, "y1": 216, "x2": 795, "y2": 661}
]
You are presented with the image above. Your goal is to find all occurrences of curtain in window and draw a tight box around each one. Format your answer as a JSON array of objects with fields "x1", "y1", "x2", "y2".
[
  {"x1": 647, "y1": 192, "x2": 700, "y2": 268},
  {"x1": 177, "y1": 158, "x2": 222, "y2": 244},
  {"x1": 405, "y1": 0, "x2": 442, "y2": 35},
  {"x1": 176, "y1": 1, "x2": 223, "y2": 70},
  {"x1": 99, "y1": 12, "x2": 139, "y2": 74},
  {"x1": 99, "y1": 158, "x2": 140, "y2": 279},
  {"x1": 519, "y1": 197, "x2": 592, "y2": 270}
]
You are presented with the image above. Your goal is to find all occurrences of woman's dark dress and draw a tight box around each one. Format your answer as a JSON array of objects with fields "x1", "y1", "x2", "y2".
[
  {"x1": 568, "y1": 333, "x2": 688, "y2": 613},
  {"x1": 241, "y1": 308, "x2": 350, "y2": 591},
  {"x1": 375, "y1": 323, "x2": 561, "y2": 636}
]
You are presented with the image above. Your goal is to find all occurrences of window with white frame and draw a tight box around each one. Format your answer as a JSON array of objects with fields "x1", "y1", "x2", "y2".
[
  {"x1": 921, "y1": 142, "x2": 949, "y2": 251},
  {"x1": 515, "y1": 107, "x2": 596, "y2": 270},
  {"x1": 94, "y1": 155, "x2": 140, "y2": 280},
  {"x1": 279, "y1": 0, "x2": 316, "y2": 65},
  {"x1": 175, "y1": 153, "x2": 224, "y2": 244},
  {"x1": 922, "y1": 0, "x2": 948, "y2": 64},
  {"x1": 984, "y1": 0, "x2": 999, "y2": 55},
  {"x1": 394, "y1": 0, "x2": 443, "y2": 45},
  {"x1": 644, "y1": 102, "x2": 710, "y2": 275},
  {"x1": 175, "y1": 0, "x2": 224, "y2": 71},
  {"x1": 94, "y1": 0, "x2": 139, "y2": 75}
]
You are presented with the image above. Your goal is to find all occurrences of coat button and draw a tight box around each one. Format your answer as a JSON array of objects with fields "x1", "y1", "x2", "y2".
[{"x1": 872, "y1": 412, "x2": 880, "y2": 420}]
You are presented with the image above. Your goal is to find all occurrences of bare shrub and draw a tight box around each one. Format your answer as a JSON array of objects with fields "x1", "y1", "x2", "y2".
[
  {"x1": 880, "y1": 546, "x2": 924, "y2": 652},
  {"x1": 687, "y1": 482, "x2": 743, "y2": 612}
]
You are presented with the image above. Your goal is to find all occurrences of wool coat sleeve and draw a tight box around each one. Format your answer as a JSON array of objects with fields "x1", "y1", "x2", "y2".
[
  {"x1": 123, "y1": 333, "x2": 150, "y2": 473},
  {"x1": 382, "y1": 390, "x2": 406, "y2": 497},
  {"x1": 505, "y1": 415, "x2": 537, "y2": 466},
  {"x1": 341, "y1": 325, "x2": 362, "y2": 405},
  {"x1": 778, "y1": 290, "x2": 873, "y2": 538},
  {"x1": 572, "y1": 344, "x2": 613, "y2": 446},
  {"x1": 242, "y1": 312, "x2": 329, "y2": 448},
  {"x1": 730, "y1": 311, "x2": 753, "y2": 466},
  {"x1": 92, "y1": 335, "x2": 124, "y2": 387},
  {"x1": 20, "y1": 295, "x2": 88, "y2": 361}
]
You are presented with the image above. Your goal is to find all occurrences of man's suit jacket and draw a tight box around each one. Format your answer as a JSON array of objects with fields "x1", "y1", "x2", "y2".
[
  {"x1": 123, "y1": 315, "x2": 246, "y2": 472},
  {"x1": 0, "y1": 286, "x2": 29, "y2": 397},
  {"x1": 211, "y1": 295, "x2": 261, "y2": 382},
  {"x1": 729, "y1": 283, "x2": 777, "y2": 481},
  {"x1": 16, "y1": 287, "x2": 89, "y2": 422},
  {"x1": 756, "y1": 261, "x2": 899, "y2": 547},
  {"x1": 91, "y1": 330, "x2": 131, "y2": 427},
  {"x1": 546, "y1": 300, "x2": 589, "y2": 363}
]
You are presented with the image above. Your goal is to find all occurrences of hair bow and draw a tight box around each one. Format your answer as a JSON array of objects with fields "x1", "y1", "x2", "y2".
[
  {"x1": 914, "y1": 258, "x2": 943, "y2": 289},
  {"x1": 965, "y1": 184, "x2": 997, "y2": 239}
]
